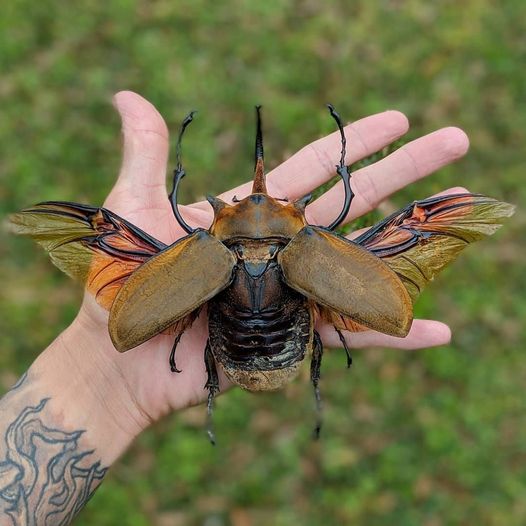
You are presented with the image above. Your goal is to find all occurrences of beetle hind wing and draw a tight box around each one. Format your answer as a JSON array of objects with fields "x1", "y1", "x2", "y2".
[
  {"x1": 355, "y1": 193, "x2": 515, "y2": 303},
  {"x1": 9, "y1": 201, "x2": 166, "y2": 310}
]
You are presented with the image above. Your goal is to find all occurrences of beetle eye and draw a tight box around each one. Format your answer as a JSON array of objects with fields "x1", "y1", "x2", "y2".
[{"x1": 268, "y1": 245, "x2": 279, "y2": 258}]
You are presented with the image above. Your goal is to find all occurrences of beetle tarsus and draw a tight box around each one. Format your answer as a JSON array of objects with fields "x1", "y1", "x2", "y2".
[
  {"x1": 326, "y1": 104, "x2": 355, "y2": 231},
  {"x1": 311, "y1": 330, "x2": 324, "y2": 439},
  {"x1": 169, "y1": 111, "x2": 197, "y2": 234},
  {"x1": 169, "y1": 334, "x2": 183, "y2": 373},
  {"x1": 334, "y1": 326, "x2": 352, "y2": 368},
  {"x1": 204, "y1": 341, "x2": 219, "y2": 445}
]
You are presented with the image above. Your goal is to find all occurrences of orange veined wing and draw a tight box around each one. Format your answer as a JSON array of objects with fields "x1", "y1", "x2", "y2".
[
  {"x1": 9, "y1": 201, "x2": 167, "y2": 310},
  {"x1": 319, "y1": 193, "x2": 514, "y2": 334},
  {"x1": 353, "y1": 193, "x2": 515, "y2": 304}
]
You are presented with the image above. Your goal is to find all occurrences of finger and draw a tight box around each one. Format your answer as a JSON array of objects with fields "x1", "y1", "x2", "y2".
[
  {"x1": 428, "y1": 186, "x2": 470, "y2": 198},
  {"x1": 347, "y1": 186, "x2": 470, "y2": 240},
  {"x1": 307, "y1": 127, "x2": 470, "y2": 226},
  {"x1": 108, "y1": 91, "x2": 170, "y2": 207},
  {"x1": 318, "y1": 319, "x2": 451, "y2": 350},
  {"x1": 190, "y1": 110, "x2": 410, "y2": 208}
]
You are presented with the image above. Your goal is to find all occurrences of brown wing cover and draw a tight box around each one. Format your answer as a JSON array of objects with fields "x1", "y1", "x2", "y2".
[
  {"x1": 354, "y1": 193, "x2": 515, "y2": 303},
  {"x1": 279, "y1": 226, "x2": 413, "y2": 337},
  {"x1": 109, "y1": 229, "x2": 236, "y2": 352},
  {"x1": 9, "y1": 201, "x2": 166, "y2": 310}
]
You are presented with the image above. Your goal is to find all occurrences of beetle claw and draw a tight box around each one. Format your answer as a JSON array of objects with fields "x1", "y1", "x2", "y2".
[{"x1": 169, "y1": 334, "x2": 183, "y2": 374}]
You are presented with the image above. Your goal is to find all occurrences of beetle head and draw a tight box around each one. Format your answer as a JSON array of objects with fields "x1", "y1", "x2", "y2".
[
  {"x1": 208, "y1": 106, "x2": 309, "y2": 241},
  {"x1": 209, "y1": 193, "x2": 307, "y2": 241}
]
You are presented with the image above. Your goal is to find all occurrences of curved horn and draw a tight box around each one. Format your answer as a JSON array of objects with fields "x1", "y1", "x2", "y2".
[{"x1": 206, "y1": 194, "x2": 229, "y2": 214}]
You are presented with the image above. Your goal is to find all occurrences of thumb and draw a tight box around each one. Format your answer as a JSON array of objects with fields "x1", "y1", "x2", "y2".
[{"x1": 108, "y1": 91, "x2": 170, "y2": 208}]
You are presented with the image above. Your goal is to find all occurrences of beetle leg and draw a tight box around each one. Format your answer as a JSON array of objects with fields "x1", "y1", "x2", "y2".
[
  {"x1": 169, "y1": 111, "x2": 196, "y2": 234},
  {"x1": 311, "y1": 330, "x2": 324, "y2": 439},
  {"x1": 169, "y1": 333, "x2": 183, "y2": 373},
  {"x1": 334, "y1": 326, "x2": 353, "y2": 368},
  {"x1": 326, "y1": 104, "x2": 355, "y2": 231},
  {"x1": 204, "y1": 340, "x2": 219, "y2": 445}
]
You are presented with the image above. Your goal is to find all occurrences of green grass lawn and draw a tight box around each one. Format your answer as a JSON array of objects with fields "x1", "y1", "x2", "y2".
[{"x1": 1, "y1": 2, "x2": 524, "y2": 524}]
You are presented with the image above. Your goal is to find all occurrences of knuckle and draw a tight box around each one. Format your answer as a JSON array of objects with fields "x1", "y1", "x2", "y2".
[{"x1": 307, "y1": 141, "x2": 337, "y2": 176}]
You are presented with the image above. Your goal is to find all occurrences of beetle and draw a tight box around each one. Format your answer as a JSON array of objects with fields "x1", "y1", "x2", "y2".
[{"x1": 10, "y1": 105, "x2": 514, "y2": 442}]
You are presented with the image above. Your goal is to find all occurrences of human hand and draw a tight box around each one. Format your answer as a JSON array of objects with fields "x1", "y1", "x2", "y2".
[{"x1": 39, "y1": 91, "x2": 469, "y2": 451}]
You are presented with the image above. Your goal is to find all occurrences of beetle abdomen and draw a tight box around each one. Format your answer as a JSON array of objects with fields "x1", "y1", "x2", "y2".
[
  {"x1": 221, "y1": 308, "x2": 301, "y2": 358},
  {"x1": 208, "y1": 301, "x2": 311, "y2": 391},
  {"x1": 207, "y1": 255, "x2": 312, "y2": 391}
]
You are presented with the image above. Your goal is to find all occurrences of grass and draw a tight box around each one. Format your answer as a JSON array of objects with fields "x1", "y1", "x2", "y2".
[{"x1": 0, "y1": 2, "x2": 524, "y2": 524}]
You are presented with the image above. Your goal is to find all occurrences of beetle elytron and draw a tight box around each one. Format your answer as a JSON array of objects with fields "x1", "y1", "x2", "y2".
[{"x1": 10, "y1": 105, "x2": 514, "y2": 442}]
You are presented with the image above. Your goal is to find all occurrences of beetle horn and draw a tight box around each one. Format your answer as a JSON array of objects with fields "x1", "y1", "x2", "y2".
[
  {"x1": 293, "y1": 194, "x2": 313, "y2": 212},
  {"x1": 207, "y1": 194, "x2": 229, "y2": 214},
  {"x1": 251, "y1": 105, "x2": 267, "y2": 194}
]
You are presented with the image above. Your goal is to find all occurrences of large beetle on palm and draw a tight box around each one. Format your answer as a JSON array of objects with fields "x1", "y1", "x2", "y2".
[{"x1": 11, "y1": 105, "x2": 514, "y2": 442}]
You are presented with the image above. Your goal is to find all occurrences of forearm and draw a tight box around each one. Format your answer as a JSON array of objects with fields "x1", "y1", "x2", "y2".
[{"x1": 0, "y1": 323, "x2": 146, "y2": 525}]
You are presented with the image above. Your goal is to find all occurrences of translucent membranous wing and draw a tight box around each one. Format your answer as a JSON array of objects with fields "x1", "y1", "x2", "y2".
[
  {"x1": 9, "y1": 201, "x2": 166, "y2": 310},
  {"x1": 354, "y1": 193, "x2": 515, "y2": 303}
]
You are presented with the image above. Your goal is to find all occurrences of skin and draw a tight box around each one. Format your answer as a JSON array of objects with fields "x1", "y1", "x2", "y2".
[{"x1": 0, "y1": 90, "x2": 469, "y2": 523}]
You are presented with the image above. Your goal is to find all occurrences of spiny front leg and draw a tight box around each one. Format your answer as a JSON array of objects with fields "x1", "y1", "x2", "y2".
[
  {"x1": 168, "y1": 110, "x2": 196, "y2": 234},
  {"x1": 326, "y1": 104, "x2": 355, "y2": 231}
]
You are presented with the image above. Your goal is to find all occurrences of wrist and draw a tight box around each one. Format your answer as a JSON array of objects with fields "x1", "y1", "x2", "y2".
[{"x1": 30, "y1": 317, "x2": 150, "y2": 464}]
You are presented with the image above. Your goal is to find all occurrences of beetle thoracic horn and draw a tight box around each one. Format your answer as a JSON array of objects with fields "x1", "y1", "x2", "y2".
[
  {"x1": 251, "y1": 105, "x2": 267, "y2": 194},
  {"x1": 294, "y1": 194, "x2": 313, "y2": 211},
  {"x1": 207, "y1": 194, "x2": 229, "y2": 214}
]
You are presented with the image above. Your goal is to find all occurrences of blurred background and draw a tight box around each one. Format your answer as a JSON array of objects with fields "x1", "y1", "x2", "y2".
[{"x1": 0, "y1": 1, "x2": 524, "y2": 525}]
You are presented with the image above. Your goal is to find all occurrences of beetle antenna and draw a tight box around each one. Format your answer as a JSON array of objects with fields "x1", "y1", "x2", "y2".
[
  {"x1": 251, "y1": 105, "x2": 267, "y2": 194},
  {"x1": 325, "y1": 104, "x2": 355, "y2": 231},
  {"x1": 169, "y1": 110, "x2": 197, "y2": 234}
]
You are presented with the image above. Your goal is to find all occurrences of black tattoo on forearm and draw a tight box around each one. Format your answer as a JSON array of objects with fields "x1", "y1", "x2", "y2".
[
  {"x1": 9, "y1": 374, "x2": 28, "y2": 393},
  {"x1": 0, "y1": 395, "x2": 107, "y2": 525}
]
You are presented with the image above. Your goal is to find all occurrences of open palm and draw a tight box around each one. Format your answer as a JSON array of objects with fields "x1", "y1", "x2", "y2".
[{"x1": 74, "y1": 90, "x2": 468, "y2": 425}]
